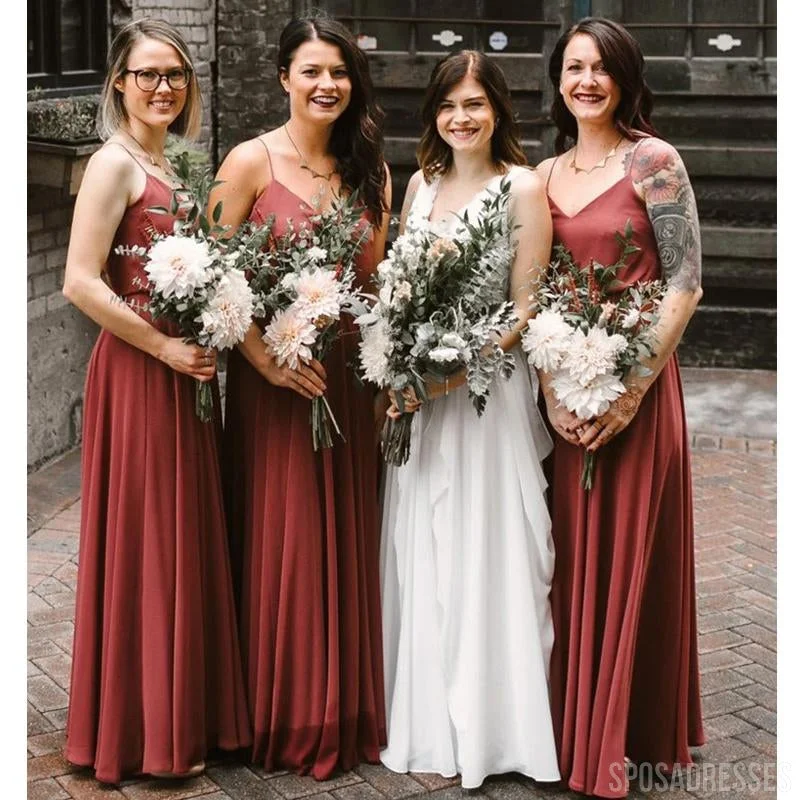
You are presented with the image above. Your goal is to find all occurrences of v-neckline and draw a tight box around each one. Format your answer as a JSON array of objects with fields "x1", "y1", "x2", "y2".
[
  {"x1": 426, "y1": 171, "x2": 505, "y2": 226},
  {"x1": 547, "y1": 174, "x2": 628, "y2": 220}
]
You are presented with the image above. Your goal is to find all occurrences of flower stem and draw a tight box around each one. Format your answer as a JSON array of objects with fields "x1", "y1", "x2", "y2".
[
  {"x1": 581, "y1": 450, "x2": 596, "y2": 491},
  {"x1": 195, "y1": 380, "x2": 214, "y2": 423},
  {"x1": 311, "y1": 393, "x2": 345, "y2": 451},
  {"x1": 381, "y1": 414, "x2": 415, "y2": 466}
]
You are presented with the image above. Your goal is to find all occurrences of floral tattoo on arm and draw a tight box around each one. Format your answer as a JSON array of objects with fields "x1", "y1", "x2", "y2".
[{"x1": 626, "y1": 140, "x2": 702, "y2": 293}]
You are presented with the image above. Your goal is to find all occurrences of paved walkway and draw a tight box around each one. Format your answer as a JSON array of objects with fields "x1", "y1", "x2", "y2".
[{"x1": 27, "y1": 369, "x2": 779, "y2": 800}]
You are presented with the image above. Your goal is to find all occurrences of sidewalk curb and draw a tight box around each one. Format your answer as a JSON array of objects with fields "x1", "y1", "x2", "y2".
[{"x1": 690, "y1": 433, "x2": 776, "y2": 456}]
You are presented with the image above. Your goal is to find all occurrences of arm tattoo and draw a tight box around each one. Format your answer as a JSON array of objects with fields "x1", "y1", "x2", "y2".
[{"x1": 630, "y1": 140, "x2": 702, "y2": 292}]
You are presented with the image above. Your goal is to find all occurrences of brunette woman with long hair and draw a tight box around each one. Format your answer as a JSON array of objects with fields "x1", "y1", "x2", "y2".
[
  {"x1": 379, "y1": 50, "x2": 559, "y2": 789},
  {"x1": 62, "y1": 18, "x2": 250, "y2": 783},
  {"x1": 211, "y1": 13, "x2": 391, "y2": 779},
  {"x1": 535, "y1": 17, "x2": 705, "y2": 797}
]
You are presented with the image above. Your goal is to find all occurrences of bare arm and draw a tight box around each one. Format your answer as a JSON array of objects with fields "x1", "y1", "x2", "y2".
[
  {"x1": 581, "y1": 137, "x2": 703, "y2": 451},
  {"x1": 62, "y1": 145, "x2": 215, "y2": 382},
  {"x1": 499, "y1": 169, "x2": 552, "y2": 351}
]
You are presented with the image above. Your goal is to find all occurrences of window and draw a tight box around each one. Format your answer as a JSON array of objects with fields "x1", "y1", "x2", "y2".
[{"x1": 28, "y1": 0, "x2": 108, "y2": 93}]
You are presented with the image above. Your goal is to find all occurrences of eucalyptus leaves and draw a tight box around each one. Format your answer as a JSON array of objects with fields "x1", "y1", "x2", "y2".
[{"x1": 356, "y1": 178, "x2": 520, "y2": 466}]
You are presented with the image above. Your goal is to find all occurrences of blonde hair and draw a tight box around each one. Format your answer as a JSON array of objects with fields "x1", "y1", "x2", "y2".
[{"x1": 97, "y1": 18, "x2": 202, "y2": 141}]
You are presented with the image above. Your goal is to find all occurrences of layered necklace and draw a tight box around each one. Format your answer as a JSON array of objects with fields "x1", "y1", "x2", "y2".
[
  {"x1": 123, "y1": 128, "x2": 174, "y2": 175},
  {"x1": 283, "y1": 123, "x2": 336, "y2": 182},
  {"x1": 569, "y1": 134, "x2": 624, "y2": 175}
]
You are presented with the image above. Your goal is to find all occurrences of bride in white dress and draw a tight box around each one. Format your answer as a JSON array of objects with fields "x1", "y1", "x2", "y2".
[{"x1": 379, "y1": 51, "x2": 560, "y2": 789}]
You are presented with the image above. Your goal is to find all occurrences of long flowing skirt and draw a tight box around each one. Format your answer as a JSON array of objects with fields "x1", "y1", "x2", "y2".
[
  {"x1": 223, "y1": 340, "x2": 387, "y2": 779},
  {"x1": 548, "y1": 356, "x2": 705, "y2": 798},
  {"x1": 65, "y1": 330, "x2": 252, "y2": 784},
  {"x1": 380, "y1": 349, "x2": 561, "y2": 789}
]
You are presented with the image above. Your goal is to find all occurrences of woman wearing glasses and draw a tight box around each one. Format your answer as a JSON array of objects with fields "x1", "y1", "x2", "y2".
[{"x1": 62, "y1": 19, "x2": 250, "y2": 783}]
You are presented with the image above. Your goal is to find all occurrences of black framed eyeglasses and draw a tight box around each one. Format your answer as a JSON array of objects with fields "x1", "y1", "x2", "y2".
[{"x1": 122, "y1": 67, "x2": 192, "y2": 91}]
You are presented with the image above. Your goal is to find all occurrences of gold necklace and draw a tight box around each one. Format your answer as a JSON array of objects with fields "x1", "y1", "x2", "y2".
[
  {"x1": 569, "y1": 135, "x2": 624, "y2": 175},
  {"x1": 283, "y1": 123, "x2": 336, "y2": 182},
  {"x1": 123, "y1": 128, "x2": 173, "y2": 174}
]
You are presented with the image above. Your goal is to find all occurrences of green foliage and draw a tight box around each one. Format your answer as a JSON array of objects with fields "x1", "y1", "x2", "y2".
[
  {"x1": 247, "y1": 189, "x2": 370, "y2": 320},
  {"x1": 164, "y1": 136, "x2": 211, "y2": 189}
]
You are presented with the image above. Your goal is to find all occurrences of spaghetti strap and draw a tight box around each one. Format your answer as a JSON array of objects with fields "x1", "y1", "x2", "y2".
[
  {"x1": 545, "y1": 155, "x2": 559, "y2": 193},
  {"x1": 104, "y1": 140, "x2": 150, "y2": 177},
  {"x1": 255, "y1": 136, "x2": 274, "y2": 179}
]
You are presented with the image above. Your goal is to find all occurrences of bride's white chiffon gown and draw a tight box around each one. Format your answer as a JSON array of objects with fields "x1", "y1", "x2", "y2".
[{"x1": 379, "y1": 167, "x2": 561, "y2": 788}]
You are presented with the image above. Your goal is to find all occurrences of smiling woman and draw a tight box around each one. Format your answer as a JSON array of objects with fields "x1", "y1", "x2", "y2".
[
  {"x1": 378, "y1": 49, "x2": 559, "y2": 790},
  {"x1": 534, "y1": 17, "x2": 705, "y2": 799},
  {"x1": 61, "y1": 18, "x2": 250, "y2": 785},
  {"x1": 209, "y1": 11, "x2": 391, "y2": 781}
]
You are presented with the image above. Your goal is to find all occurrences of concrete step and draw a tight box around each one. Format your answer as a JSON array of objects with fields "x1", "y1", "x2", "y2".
[
  {"x1": 694, "y1": 180, "x2": 776, "y2": 226},
  {"x1": 701, "y1": 226, "x2": 776, "y2": 260},
  {"x1": 652, "y1": 95, "x2": 776, "y2": 143},
  {"x1": 702, "y1": 256, "x2": 775, "y2": 292},
  {"x1": 679, "y1": 305, "x2": 776, "y2": 369},
  {"x1": 678, "y1": 144, "x2": 775, "y2": 179}
]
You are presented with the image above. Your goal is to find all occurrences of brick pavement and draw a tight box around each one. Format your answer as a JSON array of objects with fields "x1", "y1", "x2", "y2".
[{"x1": 27, "y1": 438, "x2": 779, "y2": 800}]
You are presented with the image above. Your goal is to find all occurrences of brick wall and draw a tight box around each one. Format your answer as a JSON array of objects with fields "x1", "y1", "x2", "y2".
[
  {"x1": 27, "y1": 184, "x2": 98, "y2": 470},
  {"x1": 216, "y1": 0, "x2": 293, "y2": 162},
  {"x1": 27, "y1": 1, "x2": 220, "y2": 470}
]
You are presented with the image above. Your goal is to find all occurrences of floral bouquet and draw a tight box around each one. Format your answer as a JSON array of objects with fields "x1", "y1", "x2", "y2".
[
  {"x1": 115, "y1": 151, "x2": 259, "y2": 422},
  {"x1": 247, "y1": 190, "x2": 372, "y2": 450},
  {"x1": 521, "y1": 222, "x2": 665, "y2": 489},
  {"x1": 356, "y1": 178, "x2": 520, "y2": 466}
]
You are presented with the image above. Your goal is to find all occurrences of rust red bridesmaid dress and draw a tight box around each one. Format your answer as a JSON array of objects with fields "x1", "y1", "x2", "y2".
[
  {"x1": 222, "y1": 156, "x2": 386, "y2": 779},
  {"x1": 65, "y1": 167, "x2": 252, "y2": 784},
  {"x1": 545, "y1": 143, "x2": 705, "y2": 798}
]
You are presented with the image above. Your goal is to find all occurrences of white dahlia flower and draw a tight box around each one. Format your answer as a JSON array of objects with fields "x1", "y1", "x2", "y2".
[
  {"x1": 359, "y1": 319, "x2": 391, "y2": 385},
  {"x1": 521, "y1": 309, "x2": 574, "y2": 372},
  {"x1": 197, "y1": 270, "x2": 254, "y2": 350},
  {"x1": 144, "y1": 235, "x2": 214, "y2": 298},
  {"x1": 562, "y1": 325, "x2": 628, "y2": 386},
  {"x1": 292, "y1": 268, "x2": 342, "y2": 322},
  {"x1": 550, "y1": 369, "x2": 627, "y2": 419},
  {"x1": 262, "y1": 307, "x2": 317, "y2": 370},
  {"x1": 427, "y1": 346, "x2": 463, "y2": 364}
]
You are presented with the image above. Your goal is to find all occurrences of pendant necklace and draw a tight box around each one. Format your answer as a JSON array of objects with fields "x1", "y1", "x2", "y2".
[
  {"x1": 284, "y1": 123, "x2": 336, "y2": 182},
  {"x1": 124, "y1": 128, "x2": 173, "y2": 175},
  {"x1": 569, "y1": 134, "x2": 624, "y2": 175}
]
